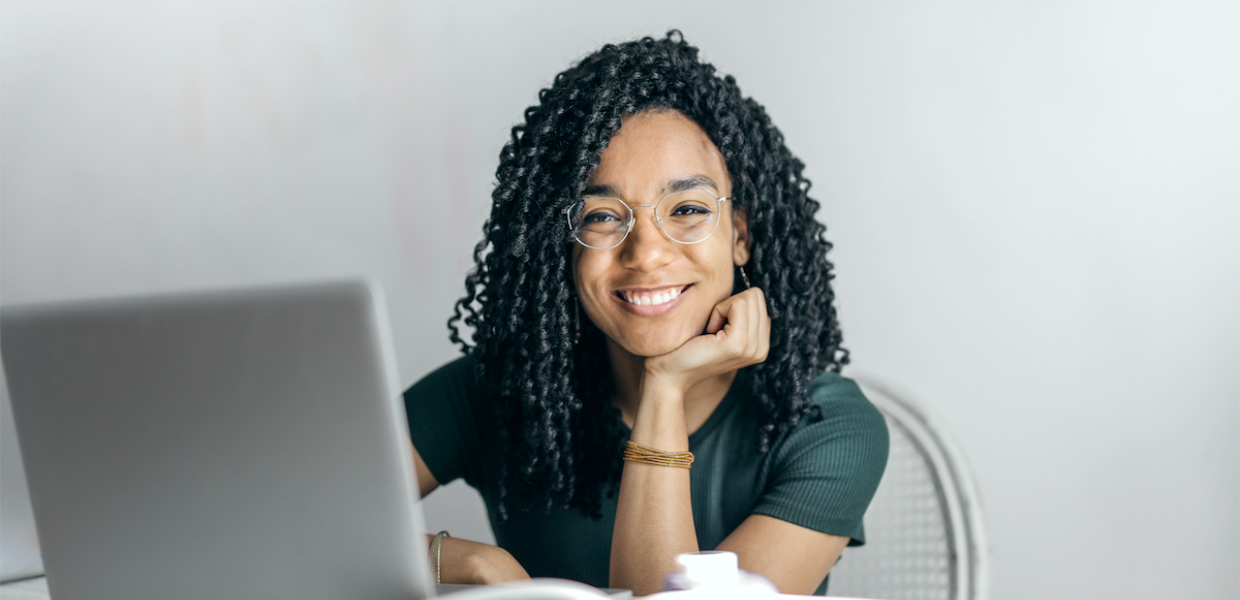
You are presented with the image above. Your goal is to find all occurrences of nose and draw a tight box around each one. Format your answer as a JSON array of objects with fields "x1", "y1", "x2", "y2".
[{"x1": 618, "y1": 207, "x2": 675, "y2": 273}]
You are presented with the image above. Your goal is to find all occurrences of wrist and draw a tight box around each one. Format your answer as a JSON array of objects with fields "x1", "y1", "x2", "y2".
[
  {"x1": 631, "y1": 376, "x2": 690, "y2": 450},
  {"x1": 435, "y1": 538, "x2": 530, "y2": 585},
  {"x1": 641, "y1": 367, "x2": 690, "y2": 401}
]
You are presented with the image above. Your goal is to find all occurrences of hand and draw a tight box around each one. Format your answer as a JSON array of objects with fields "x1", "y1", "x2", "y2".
[
  {"x1": 435, "y1": 536, "x2": 531, "y2": 585},
  {"x1": 643, "y1": 286, "x2": 771, "y2": 395}
]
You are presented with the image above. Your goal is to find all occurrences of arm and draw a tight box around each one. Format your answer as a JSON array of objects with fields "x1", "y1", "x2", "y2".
[
  {"x1": 720, "y1": 376, "x2": 890, "y2": 594},
  {"x1": 608, "y1": 380, "x2": 698, "y2": 595},
  {"x1": 413, "y1": 444, "x2": 531, "y2": 584},
  {"x1": 413, "y1": 443, "x2": 440, "y2": 498},
  {"x1": 403, "y1": 358, "x2": 530, "y2": 584},
  {"x1": 715, "y1": 515, "x2": 849, "y2": 595},
  {"x1": 609, "y1": 288, "x2": 770, "y2": 596}
]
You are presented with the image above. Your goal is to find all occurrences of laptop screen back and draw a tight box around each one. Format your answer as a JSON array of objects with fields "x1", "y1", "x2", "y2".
[{"x1": 1, "y1": 280, "x2": 433, "y2": 600}]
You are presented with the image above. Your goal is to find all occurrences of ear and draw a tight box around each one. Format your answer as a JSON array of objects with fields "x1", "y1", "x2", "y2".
[{"x1": 732, "y1": 207, "x2": 751, "y2": 266}]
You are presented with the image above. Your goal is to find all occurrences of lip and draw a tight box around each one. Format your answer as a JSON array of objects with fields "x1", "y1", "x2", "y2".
[{"x1": 611, "y1": 284, "x2": 693, "y2": 317}]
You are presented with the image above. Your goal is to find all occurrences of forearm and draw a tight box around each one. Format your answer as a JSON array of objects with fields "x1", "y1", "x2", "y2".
[
  {"x1": 609, "y1": 381, "x2": 699, "y2": 596},
  {"x1": 429, "y1": 535, "x2": 530, "y2": 585}
]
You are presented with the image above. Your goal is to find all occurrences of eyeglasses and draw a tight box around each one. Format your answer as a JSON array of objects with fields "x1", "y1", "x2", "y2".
[{"x1": 564, "y1": 188, "x2": 731, "y2": 250}]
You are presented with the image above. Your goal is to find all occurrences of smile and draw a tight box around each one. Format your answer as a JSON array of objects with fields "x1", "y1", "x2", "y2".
[
  {"x1": 619, "y1": 286, "x2": 683, "y2": 306},
  {"x1": 611, "y1": 284, "x2": 692, "y2": 316}
]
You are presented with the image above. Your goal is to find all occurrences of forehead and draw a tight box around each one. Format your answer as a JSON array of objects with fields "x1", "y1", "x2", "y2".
[{"x1": 587, "y1": 110, "x2": 730, "y2": 197}]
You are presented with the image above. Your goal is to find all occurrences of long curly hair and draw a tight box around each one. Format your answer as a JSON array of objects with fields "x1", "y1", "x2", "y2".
[{"x1": 447, "y1": 31, "x2": 848, "y2": 519}]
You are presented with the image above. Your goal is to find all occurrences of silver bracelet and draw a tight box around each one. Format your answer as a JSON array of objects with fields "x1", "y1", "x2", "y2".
[{"x1": 430, "y1": 530, "x2": 451, "y2": 584}]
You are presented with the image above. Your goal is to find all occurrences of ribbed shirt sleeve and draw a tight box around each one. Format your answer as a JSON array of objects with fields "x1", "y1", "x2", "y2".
[
  {"x1": 752, "y1": 372, "x2": 890, "y2": 545},
  {"x1": 401, "y1": 355, "x2": 485, "y2": 489}
]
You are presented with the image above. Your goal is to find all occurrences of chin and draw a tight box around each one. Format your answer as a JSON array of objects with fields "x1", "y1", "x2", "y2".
[
  {"x1": 614, "y1": 329, "x2": 697, "y2": 358},
  {"x1": 623, "y1": 342, "x2": 681, "y2": 358}
]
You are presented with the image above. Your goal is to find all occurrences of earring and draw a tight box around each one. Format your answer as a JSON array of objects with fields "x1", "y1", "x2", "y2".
[
  {"x1": 738, "y1": 265, "x2": 752, "y2": 290},
  {"x1": 573, "y1": 297, "x2": 581, "y2": 345}
]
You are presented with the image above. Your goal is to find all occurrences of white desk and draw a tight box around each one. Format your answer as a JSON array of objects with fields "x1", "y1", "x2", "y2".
[
  {"x1": 0, "y1": 577, "x2": 639, "y2": 599},
  {"x1": 1, "y1": 576, "x2": 834, "y2": 599}
]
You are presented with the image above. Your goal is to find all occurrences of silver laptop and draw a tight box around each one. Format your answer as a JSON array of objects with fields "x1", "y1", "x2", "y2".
[{"x1": 1, "y1": 280, "x2": 434, "y2": 600}]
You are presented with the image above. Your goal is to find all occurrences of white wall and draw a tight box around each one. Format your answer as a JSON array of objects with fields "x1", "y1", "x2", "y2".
[{"x1": 2, "y1": 1, "x2": 1236, "y2": 598}]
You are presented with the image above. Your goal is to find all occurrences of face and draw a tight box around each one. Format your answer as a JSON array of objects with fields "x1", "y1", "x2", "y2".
[{"x1": 571, "y1": 110, "x2": 749, "y2": 357}]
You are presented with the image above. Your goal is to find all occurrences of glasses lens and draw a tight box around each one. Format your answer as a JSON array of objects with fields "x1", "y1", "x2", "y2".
[
  {"x1": 657, "y1": 189, "x2": 720, "y2": 243},
  {"x1": 569, "y1": 197, "x2": 631, "y2": 248}
]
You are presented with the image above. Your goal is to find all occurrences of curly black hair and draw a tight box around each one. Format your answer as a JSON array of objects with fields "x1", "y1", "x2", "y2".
[{"x1": 447, "y1": 31, "x2": 848, "y2": 520}]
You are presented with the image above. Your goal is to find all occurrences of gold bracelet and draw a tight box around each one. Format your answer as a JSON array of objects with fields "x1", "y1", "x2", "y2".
[
  {"x1": 623, "y1": 440, "x2": 694, "y2": 469},
  {"x1": 430, "y1": 530, "x2": 450, "y2": 584}
]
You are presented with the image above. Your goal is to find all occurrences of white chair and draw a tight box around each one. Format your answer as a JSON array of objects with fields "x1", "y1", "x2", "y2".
[{"x1": 827, "y1": 376, "x2": 990, "y2": 600}]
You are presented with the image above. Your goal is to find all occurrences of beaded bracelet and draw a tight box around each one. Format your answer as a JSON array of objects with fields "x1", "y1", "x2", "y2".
[{"x1": 623, "y1": 440, "x2": 695, "y2": 469}]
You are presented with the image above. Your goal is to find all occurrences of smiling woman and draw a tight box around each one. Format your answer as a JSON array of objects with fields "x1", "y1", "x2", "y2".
[{"x1": 402, "y1": 31, "x2": 889, "y2": 596}]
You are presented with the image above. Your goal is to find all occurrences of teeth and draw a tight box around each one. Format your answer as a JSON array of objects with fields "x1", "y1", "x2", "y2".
[{"x1": 621, "y1": 287, "x2": 681, "y2": 306}]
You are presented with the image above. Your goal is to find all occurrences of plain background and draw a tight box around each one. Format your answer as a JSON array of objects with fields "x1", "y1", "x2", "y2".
[{"x1": 1, "y1": 1, "x2": 1236, "y2": 598}]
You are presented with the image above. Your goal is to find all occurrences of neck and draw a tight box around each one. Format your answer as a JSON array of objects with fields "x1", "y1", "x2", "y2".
[{"x1": 605, "y1": 338, "x2": 738, "y2": 434}]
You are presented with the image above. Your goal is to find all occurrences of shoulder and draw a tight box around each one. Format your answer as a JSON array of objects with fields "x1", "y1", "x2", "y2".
[
  {"x1": 751, "y1": 370, "x2": 890, "y2": 543},
  {"x1": 771, "y1": 370, "x2": 890, "y2": 472},
  {"x1": 402, "y1": 354, "x2": 490, "y2": 441},
  {"x1": 401, "y1": 354, "x2": 491, "y2": 487},
  {"x1": 402, "y1": 354, "x2": 482, "y2": 403},
  {"x1": 805, "y1": 370, "x2": 889, "y2": 438},
  {"x1": 809, "y1": 370, "x2": 884, "y2": 414}
]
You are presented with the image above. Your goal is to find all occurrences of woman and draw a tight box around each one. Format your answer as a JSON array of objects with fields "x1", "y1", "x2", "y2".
[{"x1": 404, "y1": 31, "x2": 888, "y2": 596}]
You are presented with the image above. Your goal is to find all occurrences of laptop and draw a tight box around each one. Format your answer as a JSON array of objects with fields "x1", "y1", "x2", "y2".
[{"x1": 1, "y1": 281, "x2": 627, "y2": 600}]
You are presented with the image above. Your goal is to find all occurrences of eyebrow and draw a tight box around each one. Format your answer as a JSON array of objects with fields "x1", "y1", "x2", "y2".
[{"x1": 582, "y1": 176, "x2": 720, "y2": 199}]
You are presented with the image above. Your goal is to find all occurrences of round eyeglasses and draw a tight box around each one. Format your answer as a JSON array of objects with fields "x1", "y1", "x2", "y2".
[{"x1": 564, "y1": 187, "x2": 731, "y2": 250}]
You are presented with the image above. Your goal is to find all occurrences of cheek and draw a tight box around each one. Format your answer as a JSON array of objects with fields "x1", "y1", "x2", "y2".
[
  {"x1": 571, "y1": 251, "x2": 590, "y2": 287},
  {"x1": 693, "y1": 242, "x2": 737, "y2": 292},
  {"x1": 571, "y1": 254, "x2": 611, "y2": 318}
]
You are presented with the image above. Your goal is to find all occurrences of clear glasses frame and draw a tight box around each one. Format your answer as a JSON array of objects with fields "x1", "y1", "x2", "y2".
[{"x1": 563, "y1": 187, "x2": 732, "y2": 250}]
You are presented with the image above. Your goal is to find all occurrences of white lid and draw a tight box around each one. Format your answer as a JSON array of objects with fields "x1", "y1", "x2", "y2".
[{"x1": 676, "y1": 551, "x2": 740, "y2": 587}]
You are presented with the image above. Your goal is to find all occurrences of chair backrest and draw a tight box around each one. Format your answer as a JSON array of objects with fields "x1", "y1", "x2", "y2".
[{"x1": 826, "y1": 376, "x2": 989, "y2": 600}]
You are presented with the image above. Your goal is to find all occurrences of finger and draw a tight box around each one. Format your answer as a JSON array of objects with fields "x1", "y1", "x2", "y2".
[
  {"x1": 739, "y1": 288, "x2": 768, "y2": 365},
  {"x1": 705, "y1": 293, "x2": 743, "y2": 336},
  {"x1": 705, "y1": 303, "x2": 728, "y2": 335},
  {"x1": 756, "y1": 293, "x2": 771, "y2": 363},
  {"x1": 731, "y1": 289, "x2": 754, "y2": 358},
  {"x1": 744, "y1": 288, "x2": 753, "y2": 359},
  {"x1": 723, "y1": 296, "x2": 751, "y2": 356},
  {"x1": 753, "y1": 288, "x2": 763, "y2": 359}
]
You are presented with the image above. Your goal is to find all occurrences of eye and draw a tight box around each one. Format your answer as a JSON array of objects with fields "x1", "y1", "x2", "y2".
[
  {"x1": 671, "y1": 205, "x2": 712, "y2": 216},
  {"x1": 583, "y1": 211, "x2": 622, "y2": 225}
]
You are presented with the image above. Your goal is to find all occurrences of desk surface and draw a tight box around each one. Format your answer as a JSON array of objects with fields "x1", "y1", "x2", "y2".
[
  {"x1": 0, "y1": 577, "x2": 639, "y2": 600},
  {"x1": 1, "y1": 576, "x2": 833, "y2": 599}
]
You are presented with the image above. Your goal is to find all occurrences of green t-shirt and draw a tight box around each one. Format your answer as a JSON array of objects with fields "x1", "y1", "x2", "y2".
[{"x1": 403, "y1": 356, "x2": 888, "y2": 595}]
